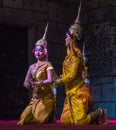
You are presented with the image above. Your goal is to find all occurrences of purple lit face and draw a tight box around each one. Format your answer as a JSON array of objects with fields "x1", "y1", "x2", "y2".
[
  {"x1": 34, "y1": 45, "x2": 45, "y2": 60},
  {"x1": 65, "y1": 33, "x2": 71, "y2": 46}
]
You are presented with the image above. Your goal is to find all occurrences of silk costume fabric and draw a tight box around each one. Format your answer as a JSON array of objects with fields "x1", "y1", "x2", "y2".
[
  {"x1": 18, "y1": 61, "x2": 56, "y2": 125},
  {"x1": 60, "y1": 40, "x2": 92, "y2": 125}
]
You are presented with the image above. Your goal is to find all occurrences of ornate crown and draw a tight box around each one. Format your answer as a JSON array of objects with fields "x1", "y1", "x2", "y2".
[
  {"x1": 68, "y1": 0, "x2": 83, "y2": 40},
  {"x1": 35, "y1": 22, "x2": 49, "y2": 47}
]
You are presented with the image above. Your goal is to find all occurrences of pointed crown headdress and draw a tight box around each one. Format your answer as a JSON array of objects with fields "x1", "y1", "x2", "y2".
[
  {"x1": 35, "y1": 22, "x2": 49, "y2": 47},
  {"x1": 68, "y1": 0, "x2": 83, "y2": 40},
  {"x1": 34, "y1": 22, "x2": 49, "y2": 56}
]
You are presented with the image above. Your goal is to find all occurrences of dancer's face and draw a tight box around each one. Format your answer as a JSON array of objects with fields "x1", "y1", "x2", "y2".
[
  {"x1": 34, "y1": 45, "x2": 45, "y2": 60},
  {"x1": 65, "y1": 33, "x2": 71, "y2": 46}
]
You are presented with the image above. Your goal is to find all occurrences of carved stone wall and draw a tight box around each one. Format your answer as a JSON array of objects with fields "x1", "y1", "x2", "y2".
[{"x1": 84, "y1": 21, "x2": 116, "y2": 77}]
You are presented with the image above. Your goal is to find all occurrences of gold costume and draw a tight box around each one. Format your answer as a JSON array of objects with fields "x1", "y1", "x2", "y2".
[
  {"x1": 60, "y1": 40, "x2": 92, "y2": 125},
  {"x1": 18, "y1": 61, "x2": 56, "y2": 125},
  {"x1": 56, "y1": 0, "x2": 108, "y2": 125}
]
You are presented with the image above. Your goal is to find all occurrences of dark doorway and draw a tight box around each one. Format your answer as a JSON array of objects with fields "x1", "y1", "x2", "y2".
[{"x1": 0, "y1": 25, "x2": 29, "y2": 119}]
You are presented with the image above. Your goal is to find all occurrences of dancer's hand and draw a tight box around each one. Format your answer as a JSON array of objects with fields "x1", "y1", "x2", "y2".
[{"x1": 55, "y1": 78, "x2": 64, "y2": 86}]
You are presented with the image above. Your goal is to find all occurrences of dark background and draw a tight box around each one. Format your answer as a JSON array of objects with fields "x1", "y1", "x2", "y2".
[{"x1": 0, "y1": 25, "x2": 29, "y2": 119}]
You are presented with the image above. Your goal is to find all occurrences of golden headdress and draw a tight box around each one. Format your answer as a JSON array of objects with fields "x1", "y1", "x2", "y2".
[
  {"x1": 34, "y1": 22, "x2": 49, "y2": 56},
  {"x1": 68, "y1": 0, "x2": 83, "y2": 40},
  {"x1": 35, "y1": 22, "x2": 49, "y2": 47}
]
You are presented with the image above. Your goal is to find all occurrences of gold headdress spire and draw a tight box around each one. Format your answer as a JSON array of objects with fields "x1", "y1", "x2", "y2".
[
  {"x1": 74, "y1": 0, "x2": 82, "y2": 24},
  {"x1": 68, "y1": 0, "x2": 83, "y2": 40},
  {"x1": 42, "y1": 22, "x2": 49, "y2": 41},
  {"x1": 35, "y1": 22, "x2": 49, "y2": 46}
]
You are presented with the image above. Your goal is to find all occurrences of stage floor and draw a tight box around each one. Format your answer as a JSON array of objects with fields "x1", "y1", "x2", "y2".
[{"x1": 0, "y1": 119, "x2": 116, "y2": 130}]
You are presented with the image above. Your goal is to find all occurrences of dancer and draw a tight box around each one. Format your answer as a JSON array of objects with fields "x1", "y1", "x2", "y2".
[
  {"x1": 55, "y1": 0, "x2": 108, "y2": 125},
  {"x1": 18, "y1": 22, "x2": 56, "y2": 125}
]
